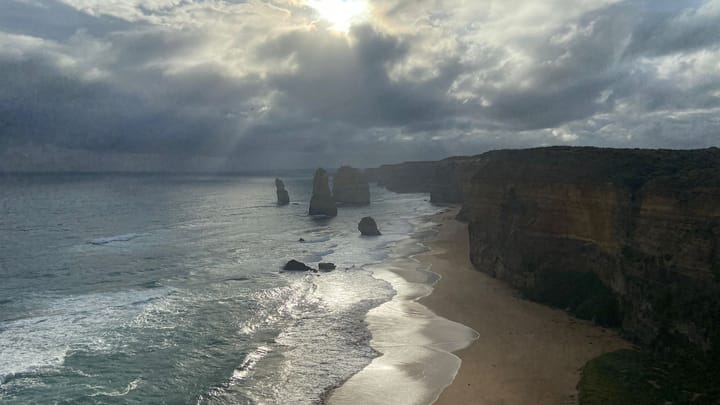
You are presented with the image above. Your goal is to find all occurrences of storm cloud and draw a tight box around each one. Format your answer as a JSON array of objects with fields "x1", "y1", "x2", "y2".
[{"x1": 1, "y1": 0, "x2": 719, "y2": 171}]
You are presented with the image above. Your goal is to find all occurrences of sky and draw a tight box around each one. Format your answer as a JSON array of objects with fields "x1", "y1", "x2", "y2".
[{"x1": 0, "y1": 0, "x2": 719, "y2": 171}]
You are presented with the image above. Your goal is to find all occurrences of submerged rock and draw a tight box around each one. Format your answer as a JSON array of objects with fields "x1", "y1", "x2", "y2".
[
  {"x1": 275, "y1": 178, "x2": 290, "y2": 205},
  {"x1": 318, "y1": 262, "x2": 336, "y2": 271},
  {"x1": 283, "y1": 259, "x2": 313, "y2": 271},
  {"x1": 358, "y1": 217, "x2": 381, "y2": 236},
  {"x1": 309, "y1": 168, "x2": 337, "y2": 217},
  {"x1": 332, "y1": 166, "x2": 370, "y2": 205}
]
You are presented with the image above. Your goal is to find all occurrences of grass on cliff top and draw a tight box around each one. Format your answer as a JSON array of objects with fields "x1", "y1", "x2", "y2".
[{"x1": 579, "y1": 349, "x2": 720, "y2": 405}]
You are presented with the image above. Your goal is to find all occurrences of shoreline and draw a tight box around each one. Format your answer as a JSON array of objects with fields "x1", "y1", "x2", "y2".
[
  {"x1": 418, "y1": 208, "x2": 632, "y2": 404},
  {"x1": 326, "y1": 210, "x2": 478, "y2": 405},
  {"x1": 327, "y1": 206, "x2": 631, "y2": 404}
]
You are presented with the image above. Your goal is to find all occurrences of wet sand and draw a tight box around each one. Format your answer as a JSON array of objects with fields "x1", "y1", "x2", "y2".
[
  {"x1": 419, "y1": 208, "x2": 632, "y2": 405},
  {"x1": 327, "y1": 222, "x2": 478, "y2": 405}
]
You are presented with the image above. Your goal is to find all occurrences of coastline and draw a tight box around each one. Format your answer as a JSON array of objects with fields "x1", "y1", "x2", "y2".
[
  {"x1": 327, "y1": 206, "x2": 631, "y2": 405},
  {"x1": 326, "y1": 210, "x2": 478, "y2": 405},
  {"x1": 418, "y1": 208, "x2": 632, "y2": 404}
]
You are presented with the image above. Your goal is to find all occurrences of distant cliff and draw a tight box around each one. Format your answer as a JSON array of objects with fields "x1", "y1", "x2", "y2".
[
  {"x1": 370, "y1": 146, "x2": 720, "y2": 353},
  {"x1": 332, "y1": 166, "x2": 370, "y2": 205},
  {"x1": 365, "y1": 161, "x2": 437, "y2": 193},
  {"x1": 365, "y1": 156, "x2": 480, "y2": 204}
]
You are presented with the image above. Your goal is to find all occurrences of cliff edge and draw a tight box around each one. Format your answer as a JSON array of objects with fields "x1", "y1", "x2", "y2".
[
  {"x1": 461, "y1": 147, "x2": 720, "y2": 354},
  {"x1": 371, "y1": 146, "x2": 720, "y2": 354}
]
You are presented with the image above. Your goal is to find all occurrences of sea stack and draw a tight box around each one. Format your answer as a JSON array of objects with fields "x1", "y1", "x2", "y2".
[
  {"x1": 275, "y1": 178, "x2": 290, "y2": 205},
  {"x1": 309, "y1": 168, "x2": 337, "y2": 217},
  {"x1": 358, "y1": 216, "x2": 381, "y2": 236},
  {"x1": 332, "y1": 166, "x2": 370, "y2": 205}
]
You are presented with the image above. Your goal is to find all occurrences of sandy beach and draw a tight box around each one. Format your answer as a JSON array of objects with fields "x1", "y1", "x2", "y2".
[
  {"x1": 328, "y1": 219, "x2": 478, "y2": 405},
  {"x1": 418, "y1": 208, "x2": 631, "y2": 404}
]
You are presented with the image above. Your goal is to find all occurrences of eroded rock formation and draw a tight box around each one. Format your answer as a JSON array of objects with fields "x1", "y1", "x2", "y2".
[
  {"x1": 332, "y1": 166, "x2": 370, "y2": 205},
  {"x1": 309, "y1": 168, "x2": 337, "y2": 217},
  {"x1": 318, "y1": 262, "x2": 336, "y2": 271},
  {"x1": 358, "y1": 216, "x2": 381, "y2": 236},
  {"x1": 283, "y1": 260, "x2": 313, "y2": 271},
  {"x1": 275, "y1": 178, "x2": 290, "y2": 205}
]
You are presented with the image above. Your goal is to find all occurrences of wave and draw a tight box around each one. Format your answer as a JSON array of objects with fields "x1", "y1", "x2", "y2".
[
  {"x1": 88, "y1": 233, "x2": 142, "y2": 245},
  {"x1": 328, "y1": 229, "x2": 479, "y2": 405},
  {"x1": 0, "y1": 289, "x2": 168, "y2": 382},
  {"x1": 88, "y1": 377, "x2": 142, "y2": 397},
  {"x1": 236, "y1": 276, "x2": 320, "y2": 336},
  {"x1": 231, "y1": 346, "x2": 272, "y2": 381}
]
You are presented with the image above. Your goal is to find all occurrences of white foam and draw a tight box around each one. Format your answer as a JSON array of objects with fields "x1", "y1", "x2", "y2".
[
  {"x1": 328, "y1": 240, "x2": 479, "y2": 405},
  {"x1": 0, "y1": 289, "x2": 167, "y2": 382},
  {"x1": 88, "y1": 377, "x2": 142, "y2": 397},
  {"x1": 236, "y1": 276, "x2": 321, "y2": 336},
  {"x1": 231, "y1": 346, "x2": 272, "y2": 381}
]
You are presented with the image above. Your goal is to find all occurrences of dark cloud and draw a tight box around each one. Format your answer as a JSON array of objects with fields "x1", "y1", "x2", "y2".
[
  {"x1": 0, "y1": 0, "x2": 134, "y2": 40},
  {"x1": 259, "y1": 25, "x2": 463, "y2": 127},
  {"x1": 0, "y1": 0, "x2": 719, "y2": 171},
  {"x1": 624, "y1": 0, "x2": 720, "y2": 58}
]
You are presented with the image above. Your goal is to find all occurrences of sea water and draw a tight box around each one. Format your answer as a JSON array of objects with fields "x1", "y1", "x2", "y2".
[{"x1": 0, "y1": 173, "x2": 443, "y2": 404}]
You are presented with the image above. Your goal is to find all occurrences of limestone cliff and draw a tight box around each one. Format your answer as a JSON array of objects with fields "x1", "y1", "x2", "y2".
[
  {"x1": 364, "y1": 156, "x2": 479, "y2": 204},
  {"x1": 332, "y1": 166, "x2": 370, "y2": 205},
  {"x1": 365, "y1": 161, "x2": 436, "y2": 193},
  {"x1": 374, "y1": 146, "x2": 720, "y2": 353},
  {"x1": 429, "y1": 157, "x2": 481, "y2": 204},
  {"x1": 463, "y1": 147, "x2": 720, "y2": 352}
]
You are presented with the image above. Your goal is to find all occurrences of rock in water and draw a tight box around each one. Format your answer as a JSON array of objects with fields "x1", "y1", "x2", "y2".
[
  {"x1": 283, "y1": 259, "x2": 313, "y2": 271},
  {"x1": 358, "y1": 217, "x2": 381, "y2": 236},
  {"x1": 309, "y1": 168, "x2": 337, "y2": 217},
  {"x1": 318, "y1": 262, "x2": 336, "y2": 271},
  {"x1": 332, "y1": 166, "x2": 370, "y2": 205},
  {"x1": 275, "y1": 178, "x2": 290, "y2": 205}
]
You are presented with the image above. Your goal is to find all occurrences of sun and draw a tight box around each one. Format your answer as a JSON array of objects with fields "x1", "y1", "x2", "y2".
[{"x1": 306, "y1": 0, "x2": 369, "y2": 32}]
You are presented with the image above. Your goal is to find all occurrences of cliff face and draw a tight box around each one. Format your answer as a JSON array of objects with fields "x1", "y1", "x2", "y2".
[
  {"x1": 332, "y1": 166, "x2": 370, "y2": 205},
  {"x1": 370, "y1": 146, "x2": 720, "y2": 352},
  {"x1": 460, "y1": 147, "x2": 720, "y2": 352},
  {"x1": 365, "y1": 161, "x2": 437, "y2": 193},
  {"x1": 429, "y1": 157, "x2": 482, "y2": 204},
  {"x1": 365, "y1": 156, "x2": 479, "y2": 203}
]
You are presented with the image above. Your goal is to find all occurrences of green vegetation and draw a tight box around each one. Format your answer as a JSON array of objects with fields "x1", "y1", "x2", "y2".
[
  {"x1": 579, "y1": 349, "x2": 720, "y2": 405},
  {"x1": 523, "y1": 270, "x2": 621, "y2": 327}
]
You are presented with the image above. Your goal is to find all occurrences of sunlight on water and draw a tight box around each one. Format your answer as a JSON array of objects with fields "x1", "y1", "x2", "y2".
[{"x1": 0, "y1": 173, "x2": 441, "y2": 404}]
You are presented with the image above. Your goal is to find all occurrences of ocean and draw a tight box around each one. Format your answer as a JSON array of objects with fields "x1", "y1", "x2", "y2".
[{"x1": 0, "y1": 173, "x2": 448, "y2": 404}]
